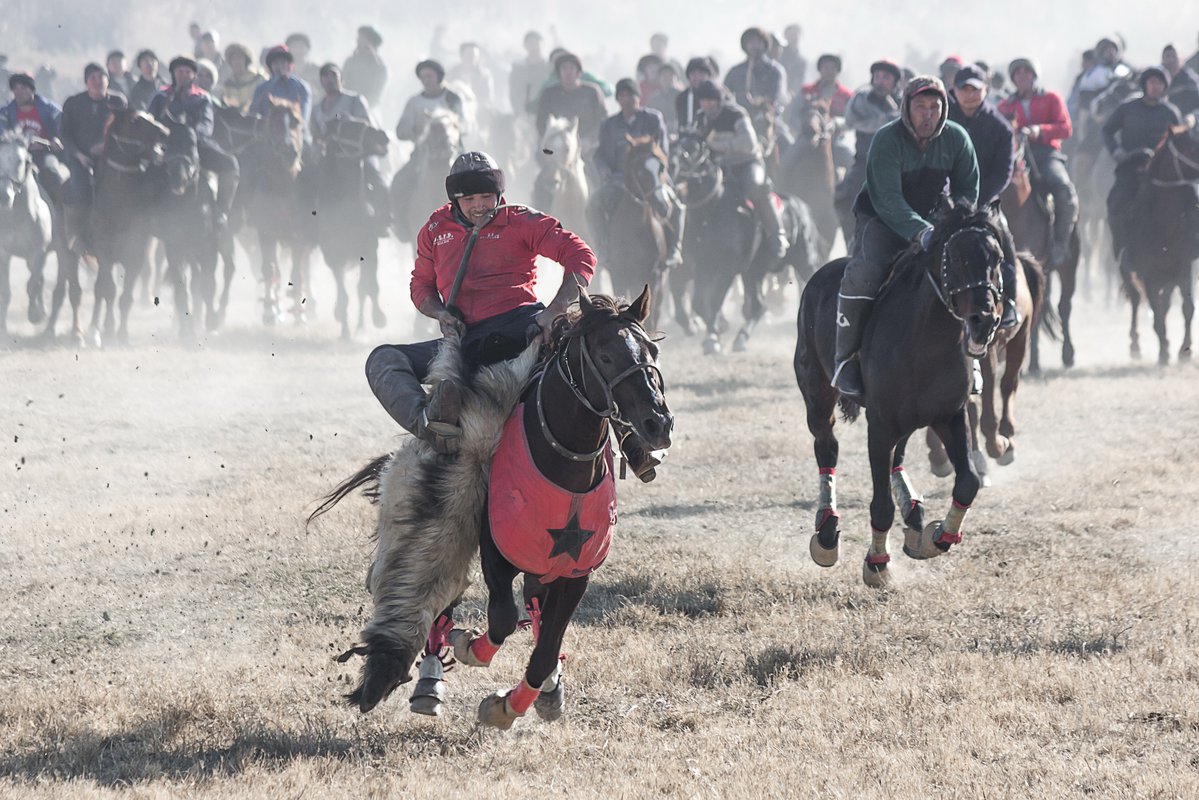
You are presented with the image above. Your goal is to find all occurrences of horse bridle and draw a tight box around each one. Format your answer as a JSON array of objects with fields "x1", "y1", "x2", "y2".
[
  {"x1": 326, "y1": 121, "x2": 371, "y2": 159},
  {"x1": 672, "y1": 138, "x2": 722, "y2": 209},
  {"x1": 535, "y1": 322, "x2": 665, "y2": 462},
  {"x1": 1152, "y1": 136, "x2": 1199, "y2": 187},
  {"x1": 928, "y1": 226, "x2": 1004, "y2": 322}
]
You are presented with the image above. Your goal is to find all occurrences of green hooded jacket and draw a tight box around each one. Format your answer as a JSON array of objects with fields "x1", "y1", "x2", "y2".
[{"x1": 855, "y1": 75, "x2": 980, "y2": 241}]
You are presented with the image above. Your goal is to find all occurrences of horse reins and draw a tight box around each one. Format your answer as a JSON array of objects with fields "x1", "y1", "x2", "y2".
[{"x1": 535, "y1": 323, "x2": 664, "y2": 462}]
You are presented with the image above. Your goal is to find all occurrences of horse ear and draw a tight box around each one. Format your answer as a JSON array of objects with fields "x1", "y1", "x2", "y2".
[
  {"x1": 625, "y1": 285, "x2": 652, "y2": 324},
  {"x1": 578, "y1": 288, "x2": 597, "y2": 316}
]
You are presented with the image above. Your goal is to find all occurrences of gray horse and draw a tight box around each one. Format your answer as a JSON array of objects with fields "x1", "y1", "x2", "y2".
[{"x1": 0, "y1": 131, "x2": 52, "y2": 339}]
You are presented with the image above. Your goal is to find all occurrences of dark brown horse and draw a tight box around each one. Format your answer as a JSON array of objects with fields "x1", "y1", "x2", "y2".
[
  {"x1": 595, "y1": 135, "x2": 675, "y2": 331},
  {"x1": 311, "y1": 289, "x2": 672, "y2": 729},
  {"x1": 795, "y1": 202, "x2": 1002, "y2": 587},
  {"x1": 239, "y1": 97, "x2": 311, "y2": 325},
  {"x1": 1002, "y1": 133, "x2": 1081, "y2": 373},
  {"x1": 1118, "y1": 125, "x2": 1198, "y2": 364},
  {"x1": 776, "y1": 96, "x2": 838, "y2": 261},
  {"x1": 315, "y1": 117, "x2": 390, "y2": 339},
  {"x1": 88, "y1": 109, "x2": 169, "y2": 346}
]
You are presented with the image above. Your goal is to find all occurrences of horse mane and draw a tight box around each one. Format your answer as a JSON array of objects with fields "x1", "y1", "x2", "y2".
[
  {"x1": 883, "y1": 200, "x2": 1000, "y2": 294},
  {"x1": 267, "y1": 95, "x2": 303, "y2": 124},
  {"x1": 549, "y1": 293, "x2": 658, "y2": 354}
]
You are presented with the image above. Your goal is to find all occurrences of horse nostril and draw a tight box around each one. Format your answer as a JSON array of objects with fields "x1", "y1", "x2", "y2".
[{"x1": 642, "y1": 417, "x2": 662, "y2": 437}]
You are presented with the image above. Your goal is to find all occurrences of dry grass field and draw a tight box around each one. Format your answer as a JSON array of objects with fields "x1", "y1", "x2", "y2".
[{"x1": 2, "y1": 251, "x2": 1198, "y2": 799}]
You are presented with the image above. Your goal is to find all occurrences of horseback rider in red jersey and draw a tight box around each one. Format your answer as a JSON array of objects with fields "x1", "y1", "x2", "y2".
[
  {"x1": 365, "y1": 151, "x2": 661, "y2": 480},
  {"x1": 996, "y1": 58, "x2": 1078, "y2": 268}
]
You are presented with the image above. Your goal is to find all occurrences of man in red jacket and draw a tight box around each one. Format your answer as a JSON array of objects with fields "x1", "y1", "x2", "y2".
[
  {"x1": 997, "y1": 58, "x2": 1078, "y2": 267},
  {"x1": 367, "y1": 151, "x2": 594, "y2": 455},
  {"x1": 368, "y1": 152, "x2": 660, "y2": 480}
]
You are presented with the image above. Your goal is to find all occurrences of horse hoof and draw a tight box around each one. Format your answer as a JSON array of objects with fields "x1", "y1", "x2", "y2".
[
  {"x1": 409, "y1": 683, "x2": 446, "y2": 717},
  {"x1": 997, "y1": 443, "x2": 1015, "y2": 467},
  {"x1": 28, "y1": 303, "x2": 46, "y2": 325},
  {"x1": 477, "y1": 693, "x2": 519, "y2": 730},
  {"x1": 373, "y1": 308, "x2": 388, "y2": 328},
  {"x1": 449, "y1": 628, "x2": 493, "y2": 667},
  {"x1": 862, "y1": 556, "x2": 891, "y2": 588},
  {"x1": 1158, "y1": 351, "x2": 1170, "y2": 367},
  {"x1": 903, "y1": 521, "x2": 952, "y2": 560},
  {"x1": 534, "y1": 680, "x2": 565, "y2": 722},
  {"x1": 732, "y1": 332, "x2": 749, "y2": 352},
  {"x1": 929, "y1": 456, "x2": 953, "y2": 479},
  {"x1": 702, "y1": 337, "x2": 721, "y2": 356},
  {"x1": 89, "y1": 327, "x2": 102, "y2": 349},
  {"x1": 809, "y1": 511, "x2": 840, "y2": 567}
]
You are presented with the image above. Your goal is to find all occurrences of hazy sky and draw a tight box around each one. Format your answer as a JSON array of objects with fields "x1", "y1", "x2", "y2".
[{"x1": 4, "y1": 0, "x2": 1197, "y2": 110}]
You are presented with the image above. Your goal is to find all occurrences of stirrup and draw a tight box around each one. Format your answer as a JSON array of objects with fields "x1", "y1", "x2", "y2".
[
  {"x1": 416, "y1": 411, "x2": 461, "y2": 455},
  {"x1": 831, "y1": 358, "x2": 864, "y2": 399}
]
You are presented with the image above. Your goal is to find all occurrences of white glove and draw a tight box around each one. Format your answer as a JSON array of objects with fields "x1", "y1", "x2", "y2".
[{"x1": 916, "y1": 227, "x2": 935, "y2": 252}]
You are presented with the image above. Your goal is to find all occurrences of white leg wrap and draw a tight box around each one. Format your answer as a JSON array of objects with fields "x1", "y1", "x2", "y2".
[
  {"x1": 890, "y1": 467, "x2": 921, "y2": 512},
  {"x1": 944, "y1": 502, "x2": 969, "y2": 535},
  {"x1": 818, "y1": 471, "x2": 837, "y2": 509},
  {"x1": 541, "y1": 662, "x2": 562, "y2": 693},
  {"x1": 870, "y1": 528, "x2": 890, "y2": 556}
]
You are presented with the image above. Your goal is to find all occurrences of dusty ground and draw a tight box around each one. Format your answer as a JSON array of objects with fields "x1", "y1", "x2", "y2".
[{"x1": 2, "y1": 247, "x2": 1198, "y2": 799}]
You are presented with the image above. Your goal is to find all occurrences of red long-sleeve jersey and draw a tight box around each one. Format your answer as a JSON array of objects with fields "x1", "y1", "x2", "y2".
[
  {"x1": 410, "y1": 203, "x2": 596, "y2": 325},
  {"x1": 997, "y1": 90, "x2": 1072, "y2": 151}
]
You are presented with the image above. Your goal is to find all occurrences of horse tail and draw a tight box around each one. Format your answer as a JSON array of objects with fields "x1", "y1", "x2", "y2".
[
  {"x1": 306, "y1": 453, "x2": 391, "y2": 529},
  {"x1": 1020, "y1": 253, "x2": 1059, "y2": 342},
  {"x1": 838, "y1": 396, "x2": 861, "y2": 423}
]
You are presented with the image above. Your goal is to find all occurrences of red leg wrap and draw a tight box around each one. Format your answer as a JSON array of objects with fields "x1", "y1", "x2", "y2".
[
  {"x1": 815, "y1": 507, "x2": 840, "y2": 531},
  {"x1": 470, "y1": 635, "x2": 500, "y2": 665},
  {"x1": 507, "y1": 679, "x2": 539, "y2": 715},
  {"x1": 818, "y1": 467, "x2": 836, "y2": 475},
  {"x1": 937, "y1": 529, "x2": 963, "y2": 545},
  {"x1": 865, "y1": 552, "x2": 891, "y2": 567}
]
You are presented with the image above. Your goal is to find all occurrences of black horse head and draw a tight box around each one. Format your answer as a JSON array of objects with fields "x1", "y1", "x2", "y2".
[
  {"x1": 162, "y1": 115, "x2": 200, "y2": 196},
  {"x1": 926, "y1": 201, "x2": 1005, "y2": 357},
  {"x1": 553, "y1": 286, "x2": 673, "y2": 451},
  {"x1": 325, "y1": 118, "x2": 390, "y2": 160}
]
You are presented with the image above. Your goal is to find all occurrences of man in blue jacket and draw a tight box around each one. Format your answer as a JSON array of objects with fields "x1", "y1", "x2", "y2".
[{"x1": 0, "y1": 72, "x2": 67, "y2": 203}]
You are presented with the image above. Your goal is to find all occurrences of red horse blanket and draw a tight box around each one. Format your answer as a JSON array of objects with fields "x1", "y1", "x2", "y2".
[{"x1": 489, "y1": 403, "x2": 617, "y2": 581}]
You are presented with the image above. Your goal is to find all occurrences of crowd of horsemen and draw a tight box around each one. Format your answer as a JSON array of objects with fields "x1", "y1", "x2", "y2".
[{"x1": 2, "y1": 26, "x2": 1199, "y2": 381}]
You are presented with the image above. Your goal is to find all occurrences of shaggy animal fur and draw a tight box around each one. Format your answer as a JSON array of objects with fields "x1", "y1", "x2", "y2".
[{"x1": 338, "y1": 327, "x2": 540, "y2": 711}]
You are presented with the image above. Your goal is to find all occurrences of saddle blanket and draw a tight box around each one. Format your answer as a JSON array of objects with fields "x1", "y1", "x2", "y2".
[{"x1": 489, "y1": 403, "x2": 617, "y2": 581}]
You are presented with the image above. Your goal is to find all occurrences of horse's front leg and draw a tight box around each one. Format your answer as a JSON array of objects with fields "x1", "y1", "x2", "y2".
[
  {"x1": 451, "y1": 524, "x2": 520, "y2": 671},
  {"x1": 1180, "y1": 277, "x2": 1194, "y2": 361},
  {"x1": 863, "y1": 425, "x2": 898, "y2": 587},
  {"x1": 26, "y1": 246, "x2": 47, "y2": 325},
  {"x1": 907, "y1": 409, "x2": 980, "y2": 559},
  {"x1": 478, "y1": 575, "x2": 589, "y2": 730},
  {"x1": 407, "y1": 607, "x2": 456, "y2": 717}
]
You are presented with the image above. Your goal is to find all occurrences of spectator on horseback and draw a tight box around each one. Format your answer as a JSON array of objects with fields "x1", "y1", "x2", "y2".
[
  {"x1": 1072, "y1": 37, "x2": 1133, "y2": 160},
  {"x1": 1163, "y1": 45, "x2": 1199, "y2": 116},
  {"x1": 835, "y1": 59, "x2": 902, "y2": 242},
  {"x1": 0, "y1": 72, "x2": 67, "y2": 204},
  {"x1": 795, "y1": 54, "x2": 853, "y2": 168},
  {"x1": 724, "y1": 28, "x2": 788, "y2": 150},
  {"x1": 285, "y1": 33, "x2": 321, "y2": 90},
  {"x1": 997, "y1": 58, "x2": 1077, "y2": 269},
  {"x1": 343, "y1": 25, "x2": 387, "y2": 110},
  {"x1": 588, "y1": 78, "x2": 684, "y2": 269},
  {"x1": 106, "y1": 50, "x2": 135, "y2": 98},
  {"x1": 535, "y1": 52, "x2": 606, "y2": 150},
  {"x1": 949, "y1": 64, "x2": 1020, "y2": 329},
  {"x1": 149, "y1": 56, "x2": 240, "y2": 233},
  {"x1": 220, "y1": 44, "x2": 265, "y2": 113},
  {"x1": 831, "y1": 76, "x2": 980, "y2": 399},
  {"x1": 510, "y1": 30, "x2": 549, "y2": 117},
  {"x1": 250, "y1": 45, "x2": 312, "y2": 140},
  {"x1": 778, "y1": 24, "x2": 808, "y2": 98},
  {"x1": 645, "y1": 63, "x2": 683, "y2": 134},
  {"x1": 396, "y1": 60, "x2": 465, "y2": 145},
  {"x1": 196, "y1": 32, "x2": 225, "y2": 84},
  {"x1": 676, "y1": 57, "x2": 719, "y2": 133},
  {"x1": 127, "y1": 50, "x2": 165, "y2": 112},
  {"x1": 694, "y1": 78, "x2": 789, "y2": 259},
  {"x1": 449, "y1": 43, "x2": 494, "y2": 114},
  {"x1": 310, "y1": 62, "x2": 390, "y2": 233},
  {"x1": 59, "y1": 63, "x2": 123, "y2": 210},
  {"x1": 1102, "y1": 66, "x2": 1197, "y2": 261}
]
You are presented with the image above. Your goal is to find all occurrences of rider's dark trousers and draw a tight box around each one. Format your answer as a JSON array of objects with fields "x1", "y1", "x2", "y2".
[
  {"x1": 365, "y1": 305, "x2": 544, "y2": 433},
  {"x1": 841, "y1": 212, "x2": 908, "y2": 299},
  {"x1": 1106, "y1": 159, "x2": 1141, "y2": 258},
  {"x1": 1029, "y1": 144, "x2": 1078, "y2": 249}
]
